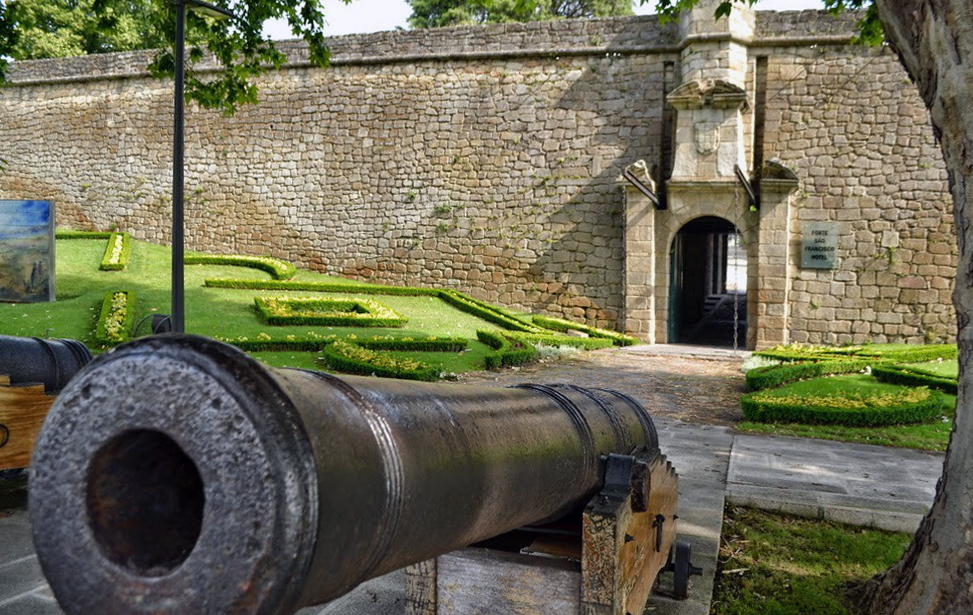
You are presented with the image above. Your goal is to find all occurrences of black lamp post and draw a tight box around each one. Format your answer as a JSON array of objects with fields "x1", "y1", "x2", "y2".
[{"x1": 171, "y1": 0, "x2": 236, "y2": 333}]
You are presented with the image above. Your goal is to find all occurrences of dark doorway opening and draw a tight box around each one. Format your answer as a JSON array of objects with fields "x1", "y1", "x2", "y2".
[{"x1": 668, "y1": 216, "x2": 747, "y2": 348}]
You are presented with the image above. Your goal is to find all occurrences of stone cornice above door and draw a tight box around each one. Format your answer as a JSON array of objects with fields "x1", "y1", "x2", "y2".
[{"x1": 667, "y1": 79, "x2": 750, "y2": 112}]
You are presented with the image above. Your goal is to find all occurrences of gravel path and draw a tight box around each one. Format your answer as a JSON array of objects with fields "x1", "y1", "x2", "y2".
[{"x1": 457, "y1": 347, "x2": 747, "y2": 425}]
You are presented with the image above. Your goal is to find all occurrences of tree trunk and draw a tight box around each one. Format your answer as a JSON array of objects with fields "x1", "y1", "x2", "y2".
[{"x1": 860, "y1": 1, "x2": 973, "y2": 613}]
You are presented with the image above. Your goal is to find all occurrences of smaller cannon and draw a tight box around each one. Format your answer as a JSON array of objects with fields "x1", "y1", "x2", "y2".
[
  {"x1": 0, "y1": 335, "x2": 92, "y2": 469},
  {"x1": 30, "y1": 335, "x2": 693, "y2": 615}
]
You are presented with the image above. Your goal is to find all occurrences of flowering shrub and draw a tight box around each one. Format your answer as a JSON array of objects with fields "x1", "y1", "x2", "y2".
[
  {"x1": 95, "y1": 290, "x2": 136, "y2": 346},
  {"x1": 742, "y1": 384, "x2": 946, "y2": 426},
  {"x1": 99, "y1": 233, "x2": 132, "y2": 271},
  {"x1": 254, "y1": 296, "x2": 408, "y2": 327},
  {"x1": 320, "y1": 340, "x2": 440, "y2": 381}
]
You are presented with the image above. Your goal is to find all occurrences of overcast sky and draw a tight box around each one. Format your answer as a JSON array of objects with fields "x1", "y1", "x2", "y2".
[{"x1": 262, "y1": 0, "x2": 827, "y2": 39}]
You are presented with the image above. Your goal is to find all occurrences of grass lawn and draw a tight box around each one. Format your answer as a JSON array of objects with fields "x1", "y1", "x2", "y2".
[
  {"x1": 713, "y1": 507, "x2": 911, "y2": 615},
  {"x1": 737, "y1": 375, "x2": 956, "y2": 452},
  {"x1": 0, "y1": 237, "x2": 507, "y2": 371}
]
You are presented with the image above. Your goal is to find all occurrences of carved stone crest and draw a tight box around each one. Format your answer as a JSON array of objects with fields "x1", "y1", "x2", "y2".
[{"x1": 694, "y1": 121, "x2": 721, "y2": 155}]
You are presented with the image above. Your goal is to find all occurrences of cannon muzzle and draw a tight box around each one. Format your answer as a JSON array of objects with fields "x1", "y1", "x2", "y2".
[{"x1": 30, "y1": 335, "x2": 660, "y2": 615}]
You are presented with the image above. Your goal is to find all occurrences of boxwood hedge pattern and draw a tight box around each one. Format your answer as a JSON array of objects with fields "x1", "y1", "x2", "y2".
[
  {"x1": 872, "y1": 364, "x2": 958, "y2": 395},
  {"x1": 254, "y1": 296, "x2": 408, "y2": 328},
  {"x1": 186, "y1": 254, "x2": 297, "y2": 280},
  {"x1": 531, "y1": 315, "x2": 640, "y2": 346},
  {"x1": 65, "y1": 234, "x2": 641, "y2": 380},
  {"x1": 319, "y1": 340, "x2": 441, "y2": 381},
  {"x1": 99, "y1": 233, "x2": 132, "y2": 271},
  {"x1": 741, "y1": 385, "x2": 947, "y2": 427},
  {"x1": 95, "y1": 290, "x2": 136, "y2": 346},
  {"x1": 755, "y1": 343, "x2": 957, "y2": 364},
  {"x1": 220, "y1": 333, "x2": 467, "y2": 353},
  {"x1": 745, "y1": 359, "x2": 873, "y2": 392},
  {"x1": 744, "y1": 342, "x2": 958, "y2": 427}
]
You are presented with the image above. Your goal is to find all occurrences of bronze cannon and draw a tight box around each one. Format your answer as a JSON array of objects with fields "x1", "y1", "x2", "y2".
[{"x1": 30, "y1": 335, "x2": 689, "y2": 615}]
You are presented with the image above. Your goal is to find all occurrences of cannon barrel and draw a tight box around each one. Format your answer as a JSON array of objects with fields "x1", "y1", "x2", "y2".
[
  {"x1": 30, "y1": 335, "x2": 660, "y2": 615},
  {"x1": 0, "y1": 334, "x2": 92, "y2": 393}
]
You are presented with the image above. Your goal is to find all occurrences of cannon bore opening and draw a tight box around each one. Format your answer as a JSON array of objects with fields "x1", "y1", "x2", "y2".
[{"x1": 85, "y1": 429, "x2": 204, "y2": 576}]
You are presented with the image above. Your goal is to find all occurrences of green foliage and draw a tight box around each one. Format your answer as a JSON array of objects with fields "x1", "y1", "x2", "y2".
[
  {"x1": 745, "y1": 359, "x2": 872, "y2": 392},
  {"x1": 0, "y1": 0, "x2": 331, "y2": 114},
  {"x1": 205, "y1": 277, "x2": 441, "y2": 296},
  {"x1": 219, "y1": 333, "x2": 466, "y2": 353},
  {"x1": 439, "y1": 291, "x2": 542, "y2": 333},
  {"x1": 648, "y1": 0, "x2": 883, "y2": 45},
  {"x1": 742, "y1": 376, "x2": 947, "y2": 427},
  {"x1": 713, "y1": 507, "x2": 910, "y2": 615},
  {"x1": 532, "y1": 314, "x2": 639, "y2": 346},
  {"x1": 355, "y1": 335, "x2": 468, "y2": 352},
  {"x1": 319, "y1": 340, "x2": 440, "y2": 381},
  {"x1": 56, "y1": 230, "x2": 114, "y2": 240},
  {"x1": 5, "y1": 0, "x2": 165, "y2": 60},
  {"x1": 507, "y1": 331, "x2": 614, "y2": 350},
  {"x1": 737, "y1": 411, "x2": 954, "y2": 452},
  {"x1": 94, "y1": 289, "x2": 136, "y2": 346},
  {"x1": 254, "y1": 296, "x2": 408, "y2": 328},
  {"x1": 477, "y1": 330, "x2": 539, "y2": 369},
  {"x1": 408, "y1": 0, "x2": 632, "y2": 28},
  {"x1": 186, "y1": 253, "x2": 296, "y2": 280},
  {"x1": 99, "y1": 232, "x2": 132, "y2": 271},
  {"x1": 755, "y1": 343, "x2": 957, "y2": 364},
  {"x1": 872, "y1": 363, "x2": 958, "y2": 395}
]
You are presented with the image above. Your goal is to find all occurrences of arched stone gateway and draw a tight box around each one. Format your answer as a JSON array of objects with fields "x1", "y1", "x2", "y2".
[
  {"x1": 620, "y1": 0, "x2": 799, "y2": 350},
  {"x1": 669, "y1": 216, "x2": 748, "y2": 348}
]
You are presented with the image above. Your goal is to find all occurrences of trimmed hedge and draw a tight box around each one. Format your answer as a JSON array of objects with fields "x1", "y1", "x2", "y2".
[
  {"x1": 532, "y1": 315, "x2": 640, "y2": 347},
  {"x1": 99, "y1": 232, "x2": 132, "y2": 271},
  {"x1": 205, "y1": 277, "x2": 439, "y2": 296},
  {"x1": 745, "y1": 359, "x2": 873, "y2": 392},
  {"x1": 319, "y1": 340, "x2": 440, "y2": 381},
  {"x1": 856, "y1": 345, "x2": 958, "y2": 363},
  {"x1": 756, "y1": 343, "x2": 957, "y2": 364},
  {"x1": 477, "y1": 330, "x2": 538, "y2": 369},
  {"x1": 254, "y1": 296, "x2": 407, "y2": 328},
  {"x1": 94, "y1": 290, "x2": 136, "y2": 346},
  {"x1": 57, "y1": 230, "x2": 114, "y2": 240},
  {"x1": 186, "y1": 254, "x2": 297, "y2": 280},
  {"x1": 872, "y1": 364, "x2": 958, "y2": 395},
  {"x1": 741, "y1": 386, "x2": 947, "y2": 427},
  {"x1": 356, "y1": 336, "x2": 467, "y2": 352},
  {"x1": 221, "y1": 333, "x2": 466, "y2": 354},
  {"x1": 207, "y1": 278, "x2": 545, "y2": 334},
  {"x1": 440, "y1": 291, "x2": 541, "y2": 333},
  {"x1": 507, "y1": 331, "x2": 614, "y2": 350}
]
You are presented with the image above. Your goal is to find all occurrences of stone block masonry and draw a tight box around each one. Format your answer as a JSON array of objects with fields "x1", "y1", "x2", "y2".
[
  {"x1": 0, "y1": 10, "x2": 957, "y2": 344},
  {"x1": 763, "y1": 43, "x2": 955, "y2": 345}
]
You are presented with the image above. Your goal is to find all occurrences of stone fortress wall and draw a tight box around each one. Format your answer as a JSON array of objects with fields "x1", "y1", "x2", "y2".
[{"x1": 0, "y1": 9, "x2": 955, "y2": 346}]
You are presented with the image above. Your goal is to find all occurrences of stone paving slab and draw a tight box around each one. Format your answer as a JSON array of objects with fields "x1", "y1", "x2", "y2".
[
  {"x1": 726, "y1": 433, "x2": 944, "y2": 533},
  {"x1": 648, "y1": 420, "x2": 734, "y2": 615},
  {"x1": 623, "y1": 344, "x2": 751, "y2": 362}
]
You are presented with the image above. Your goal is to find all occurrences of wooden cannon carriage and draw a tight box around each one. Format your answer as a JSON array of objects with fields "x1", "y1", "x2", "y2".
[
  {"x1": 407, "y1": 449, "x2": 697, "y2": 615},
  {"x1": 0, "y1": 335, "x2": 92, "y2": 470}
]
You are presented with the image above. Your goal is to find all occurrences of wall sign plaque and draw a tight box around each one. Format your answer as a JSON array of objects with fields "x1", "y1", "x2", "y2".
[{"x1": 802, "y1": 222, "x2": 838, "y2": 269}]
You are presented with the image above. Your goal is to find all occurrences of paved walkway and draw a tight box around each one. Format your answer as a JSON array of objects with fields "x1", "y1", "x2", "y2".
[{"x1": 0, "y1": 345, "x2": 947, "y2": 615}]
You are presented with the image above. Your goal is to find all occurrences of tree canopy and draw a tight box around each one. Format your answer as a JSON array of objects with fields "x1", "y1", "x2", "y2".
[
  {"x1": 407, "y1": 0, "x2": 632, "y2": 29},
  {"x1": 3, "y1": 0, "x2": 166, "y2": 60},
  {"x1": 0, "y1": 0, "x2": 331, "y2": 113}
]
